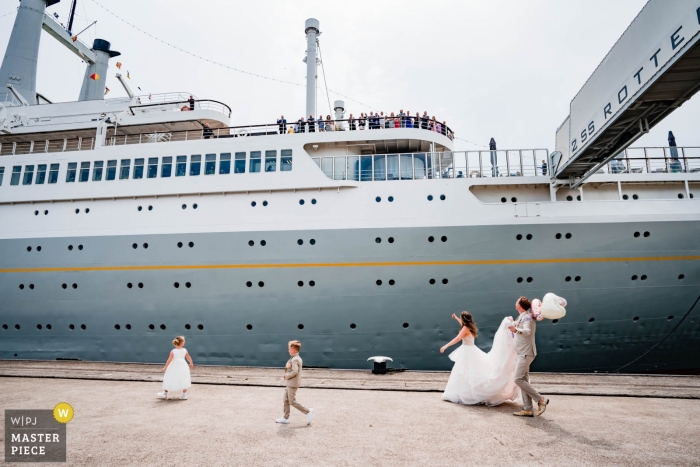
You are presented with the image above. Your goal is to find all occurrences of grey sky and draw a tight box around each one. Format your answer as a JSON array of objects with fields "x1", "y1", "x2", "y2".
[{"x1": 1, "y1": 0, "x2": 696, "y2": 151}]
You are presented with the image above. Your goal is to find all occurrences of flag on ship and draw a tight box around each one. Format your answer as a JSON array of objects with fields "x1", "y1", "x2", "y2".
[
  {"x1": 104, "y1": 87, "x2": 110, "y2": 95},
  {"x1": 116, "y1": 62, "x2": 122, "y2": 69},
  {"x1": 71, "y1": 35, "x2": 77, "y2": 42},
  {"x1": 89, "y1": 73, "x2": 100, "y2": 80}
]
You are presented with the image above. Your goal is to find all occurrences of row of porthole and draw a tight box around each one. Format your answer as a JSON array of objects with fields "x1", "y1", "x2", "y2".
[
  {"x1": 376, "y1": 196, "x2": 395, "y2": 203},
  {"x1": 67, "y1": 245, "x2": 84, "y2": 251},
  {"x1": 249, "y1": 240, "x2": 267, "y2": 246},
  {"x1": 634, "y1": 231, "x2": 651, "y2": 238},
  {"x1": 549, "y1": 315, "x2": 676, "y2": 324},
  {"x1": 26, "y1": 246, "x2": 42, "y2": 252},
  {"x1": 565, "y1": 195, "x2": 582, "y2": 201},
  {"x1": 555, "y1": 233, "x2": 572, "y2": 239},
  {"x1": 74, "y1": 208, "x2": 90, "y2": 214},
  {"x1": 428, "y1": 236, "x2": 448, "y2": 243},
  {"x1": 2, "y1": 324, "x2": 86, "y2": 330},
  {"x1": 299, "y1": 199, "x2": 318, "y2": 205},
  {"x1": 181, "y1": 203, "x2": 199, "y2": 210},
  {"x1": 177, "y1": 242, "x2": 195, "y2": 248},
  {"x1": 137, "y1": 206, "x2": 154, "y2": 211},
  {"x1": 565, "y1": 276, "x2": 581, "y2": 282},
  {"x1": 34, "y1": 210, "x2": 49, "y2": 216},
  {"x1": 62, "y1": 283, "x2": 78, "y2": 289},
  {"x1": 18, "y1": 284, "x2": 35, "y2": 290},
  {"x1": 376, "y1": 279, "x2": 396, "y2": 286},
  {"x1": 251, "y1": 201, "x2": 268, "y2": 207},
  {"x1": 375, "y1": 237, "x2": 395, "y2": 243},
  {"x1": 133, "y1": 243, "x2": 149, "y2": 249},
  {"x1": 517, "y1": 277, "x2": 534, "y2": 283},
  {"x1": 427, "y1": 195, "x2": 446, "y2": 201},
  {"x1": 297, "y1": 239, "x2": 317, "y2": 245},
  {"x1": 516, "y1": 234, "x2": 533, "y2": 241},
  {"x1": 173, "y1": 282, "x2": 192, "y2": 288},
  {"x1": 500, "y1": 197, "x2": 518, "y2": 203},
  {"x1": 677, "y1": 193, "x2": 695, "y2": 199}
]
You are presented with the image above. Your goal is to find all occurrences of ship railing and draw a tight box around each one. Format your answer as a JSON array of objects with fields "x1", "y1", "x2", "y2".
[
  {"x1": 127, "y1": 99, "x2": 232, "y2": 118},
  {"x1": 309, "y1": 148, "x2": 700, "y2": 181}
]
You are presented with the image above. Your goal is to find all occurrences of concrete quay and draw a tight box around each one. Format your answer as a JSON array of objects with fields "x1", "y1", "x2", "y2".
[{"x1": 2, "y1": 360, "x2": 700, "y2": 466}]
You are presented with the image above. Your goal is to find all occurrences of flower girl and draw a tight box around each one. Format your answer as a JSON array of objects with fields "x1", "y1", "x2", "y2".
[{"x1": 157, "y1": 336, "x2": 194, "y2": 400}]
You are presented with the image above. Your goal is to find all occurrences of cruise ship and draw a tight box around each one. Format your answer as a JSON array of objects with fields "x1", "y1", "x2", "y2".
[{"x1": 1, "y1": 0, "x2": 699, "y2": 373}]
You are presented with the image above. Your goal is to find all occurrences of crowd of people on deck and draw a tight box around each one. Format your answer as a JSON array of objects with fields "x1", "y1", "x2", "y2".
[{"x1": 276, "y1": 110, "x2": 454, "y2": 140}]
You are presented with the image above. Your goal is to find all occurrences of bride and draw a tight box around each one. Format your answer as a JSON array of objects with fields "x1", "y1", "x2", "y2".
[{"x1": 440, "y1": 311, "x2": 519, "y2": 406}]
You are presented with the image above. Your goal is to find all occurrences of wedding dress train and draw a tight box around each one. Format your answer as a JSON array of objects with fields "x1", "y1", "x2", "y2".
[{"x1": 442, "y1": 317, "x2": 520, "y2": 406}]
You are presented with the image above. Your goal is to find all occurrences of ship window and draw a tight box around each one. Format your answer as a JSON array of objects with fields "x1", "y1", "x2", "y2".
[
  {"x1": 265, "y1": 150, "x2": 277, "y2": 172},
  {"x1": 250, "y1": 151, "x2": 261, "y2": 173},
  {"x1": 281, "y1": 149, "x2": 292, "y2": 171},
  {"x1": 414, "y1": 153, "x2": 427, "y2": 179},
  {"x1": 205, "y1": 154, "x2": 216, "y2": 175},
  {"x1": 11, "y1": 166, "x2": 21, "y2": 185},
  {"x1": 161, "y1": 156, "x2": 172, "y2": 177},
  {"x1": 176, "y1": 156, "x2": 187, "y2": 176},
  {"x1": 92, "y1": 161, "x2": 103, "y2": 181},
  {"x1": 105, "y1": 160, "x2": 116, "y2": 181},
  {"x1": 360, "y1": 156, "x2": 372, "y2": 181},
  {"x1": 374, "y1": 155, "x2": 386, "y2": 180},
  {"x1": 78, "y1": 161, "x2": 89, "y2": 182},
  {"x1": 219, "y1": 153, "x2": 231, "y2": 174},
  {"x1": 190, "y1": 155, "x2": 201, "y2": 176},
  {"x1": 387, "y1": 154, "x2": 399, "y2": 180},
  {"x1": 0, "y1": 167, "x2": 4, "y2": 186},
  {"x1": 48, "y1": 164, "x2": 59, "y2": 184},
  {"x1": 147, "y1": 158, "x2": 158, "y2": 178},
  {"x1": 347, "y1": 156, "x2": 359, "y2": 181},
  {"x1": 234, "y1": 152, "x2": 246, "y2": 173},
  {"x1": 65, "y1": 163, "x2": 77, "y2": 183},
  {"x1": 133, "y1": 158, "x2": 144, "y2": 179},
  {"x1": 36, "y1": 164, "x2": 46, "y2": 184},
  {"x1": 119, "y1": 159, "x2": 131, "y2": 180},
  {"x1": 23, "y1": 165, "x2": 34, "y2": 185}
]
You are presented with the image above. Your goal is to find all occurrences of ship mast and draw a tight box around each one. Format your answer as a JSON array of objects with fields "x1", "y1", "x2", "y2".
[{"x1": 304, "y1": 18, "x2": 320, "y2": 119}]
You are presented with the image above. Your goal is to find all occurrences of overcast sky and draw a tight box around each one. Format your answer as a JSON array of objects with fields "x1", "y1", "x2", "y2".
[{"x1": 1, "y1": 0, "x2": 697, "y2": 151}]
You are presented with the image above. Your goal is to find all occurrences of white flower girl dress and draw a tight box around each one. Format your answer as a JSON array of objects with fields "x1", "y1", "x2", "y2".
[{"x1": 162, "y1": 348, "x2": 191, "y2": 392}]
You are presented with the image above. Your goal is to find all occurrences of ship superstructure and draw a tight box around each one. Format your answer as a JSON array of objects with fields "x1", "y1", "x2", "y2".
[{"x1": 1, "y1": 0, "x2": 699, "y2": 373}]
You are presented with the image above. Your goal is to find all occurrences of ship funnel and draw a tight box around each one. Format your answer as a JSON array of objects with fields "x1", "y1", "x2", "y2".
[
  {"x1": 304, "y1": 18, "x2": 320, "y2": 118},
  {"x1": 0, "y1": 0, "x2": 60, "y2": 105},
  {"x1": 78, "y1": 38, "x2": 120, "y2": 101}
]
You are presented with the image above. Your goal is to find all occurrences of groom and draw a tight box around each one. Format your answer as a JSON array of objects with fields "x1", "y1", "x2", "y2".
[{"x1": 508, "y1": 296, "x2": 549, "y2": 417}]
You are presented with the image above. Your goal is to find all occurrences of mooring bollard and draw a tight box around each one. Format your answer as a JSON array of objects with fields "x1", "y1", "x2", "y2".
[{"x1": 367, "y1": 356, "x2": 393, "y2": 375}]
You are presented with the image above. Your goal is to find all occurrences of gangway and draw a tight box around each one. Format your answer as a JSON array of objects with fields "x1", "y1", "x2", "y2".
[{"x1": 553, "y1": 0, "x2": 700, "y2": 187}]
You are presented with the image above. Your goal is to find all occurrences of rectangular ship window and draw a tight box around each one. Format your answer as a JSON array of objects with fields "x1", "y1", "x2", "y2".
[
  {"x1": 176, "y1": 156, "x2": 187, "y2": 177},
  {"x1": 0, "y1": 167, "x2": 5, "y2": 186},
  {"x1": 205, "y1": 154, "x2": 216, "y2": 175},
  {"x1": 119, "y1": 159, "x2": 131, "y2": 180},
  {"x1": 79, "y1": 161, "x2": 90, "y2": 182},
  {"x1": 36, "y1": 164, "x2": 47, "y2": 184},
  {"x1": 23, "y1": 165, "x2": 34, "y2": 185},
  {"x1": 133, "y1": 158, "x2": 144, "y2": 179},
  {"x1": 92, "y1": 161, "x2": 103, "y2": 181},
  {"x1": 234, "y1": 152, "x2": 246, "y2": 173},
  {"x1": 281, "y1": 149, "x2": 292, "y2": 171},
  {"x1": 48, "y1": 164, "x2": 59, "y2": 184},
  {"x1": 106, "y1": 160, "x2": 116, "y2": 181},
  {"x1": 161, "y1": 157, "x2": 172, "y2": 178},
  {"x1": 265, "y1": 150, "x2": 277, "y2": 172},
  {"x1": 65, "y1": 163, "x2": 77, "y2": 183},
  {"x1": 147, "y1": 158, "x2": 158, "y2": 178},
  {"x1": 250, "y1": 151, "x2": 261, "y2": 173},
  {"x1": 219, "y1": 153, "x2": 231, "y2": 174},
  {"x1": 190, "y1": 155, "x2": 201, "y2": 176}
]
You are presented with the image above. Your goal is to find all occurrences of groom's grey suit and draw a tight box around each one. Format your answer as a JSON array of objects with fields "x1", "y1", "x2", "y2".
[{"x1": 513, "y1": 311, "x2": 542, "y2": 412}]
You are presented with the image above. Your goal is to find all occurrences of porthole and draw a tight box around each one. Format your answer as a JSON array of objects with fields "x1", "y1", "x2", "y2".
[
  {"x1": 138, "y1": 206, "x2": 143, "y2": 212},
  {"x1": 143, "y1": 243, "x2": 148, "y2": 249},
  {"x1": 72, "y1": 283, "x2": 77, "y2": 289},
  {"x1": 185, "y1": 282, "x2": 191, "y2": 288},
  {"x1": 428, "y1": 236, "x2": 434, "y2": 243},
  {"x1": 46, "y1": 324, "x2": 51, "y2": 330},
  {"x1": 246, "y1": 324, "x2": 253, "y2": 330},
  {"x1": 298, "y1": 281, "x2": 304, "y2": 287},
  {"x1": 429, "y1": 278, "x2": 436, "y2": 285},
  {"x1": 640, "y1": 275, "x2": 647, "y2": 281},
  {"x1": 298, "y1": 239, "x2": 304, "y2": 245},
  {"x1": 262, "y1": 201, "x2": 268, "y2": 206},
  {"x1": 388, "y1": 196, "x2": 394, "y2": 202},
  {"x1": 246, "y1": 281, "x2": 252, "y2": 287},
  {"x1": 441, "y1": 236, "x2": 447, "y2": 242},
  {"x1": 185, "y1": 324, "x2": 191, "y2": 330},
  {"x1": 174, "y1": 282, "x2": 180, "y2": 288},
  {"x1": 678, "y1": 274, "x2": 685, "y2": 280},
  {"x1": 188, "y1": 241, "x2": 194, "y2": 248},
  {"x1": 68, "y1": 245, "x2": 73, "y2": 251},
  {"x1": 501, "y1": 197, "x2": 507, "y2": 203},
  {"x1": 258, "y1": 281, "x2": 264, "y2": 287},
  {"x1": 18, "y1": 284, "x2": 24, "y2": 290},
  {"x1": 643, "y1": 231, "x2": 650, "y2": 237},
  {"x1": 44, "y1": 210, "x2": 49, "y2": 215},
  {"x1": 526, "y1": 234, "x2": 532, "y2": 240},
  {"x1": 2, "y1": 324, "x2": 6, "y2": 330},
  {"x1": 376, "y1": 280, "x2": 382, "y2": 286},
  {"x1": 576, "y1": 195, "x2": 581, "y2": 201},
  {"x1": 27, "y1": 246, "x2": 32, "y2": 252},
  {"x1": 634, "y1": 232, "x2": 640, "y2": 237},
  {"x1": 80, "y1": 324, "x2": 86, "y2": 330},
  {"x1": 350, "y1": 323, "x2": 356, "y2": 329},
  {"x1": 309, "y1": 280, "x2": 315, "y2": 287},
  {"x1": 251, "y1": 201, "x2": 257, "y2": 207},
  {"x1": 389, "y1": 279, "x2": 395, "y2": 285},
  {"x1": 114, "y1": 324, "x2": 120, "y2": 330},
  {"x1": 668, "y1": 316, "x2": 674, "y2": 320},
  {"x1": 125, "y1": 324, "x2": 131, "y2": 330},
  {"x1": 75, "y1": 208, "x2": 80, "y2": 214},
  {"x1": 127, "y1": 283, "x2": 133, "y2": 288},
  {"x1": 148, "y1": 206, "x2": 153, "y2": 211},
  {"x1": 197, "y1": 324, "x2": 203, "y2": 330},
  {"x1": 62, "y1": 283, "x2": 67, "y2": 289},
  {"x1": 37, "y1": 246, "x2": 41, "y2": 251},
  {"x1": 565, "y1": 276, "x2": 571, "y2": 282},
  {"x1": 678, "y1": 193, "x2": 684, "y2": 199},
  {"x1": 310, "y1": 239, "x2": 316, "y2": 245},
  {"x1": 555, "y1": 233, "x2": 562, "y2": 239},
  {"x1": 149, "y1": 324, "x2": 155, "y2": 330},
  {"x1": 623, "y1": 194, "x2": 629, "y2": 200},
  {"x1": 311, "y1": 199, "x2": 317, "y2": 205},
  {"x1": 565, "y1": 233, "x2": 572, "y2": 239},
  {"x1": 552, "y1": 319, "x2": 559, "y2": 324},
  {"x1": 516, "y1": 277, "x2": 523, "y2": 283},
  {"x1": 177, "y1": 242, "x2": 183, "y2": 248},
  {"x1": 69, "y1": 324, "x2": 74, "y2": 330},
  {"x1": 132, "y1": 243, "x2": 138, "y2": 249},
  {"x1": 511, "y1": 197, "x2": 517, "y2": 203},
  {"x1": 160, "y1": 324, "x2": 166, "y2": 330},
  {"x1": 193, "y1": 203, "x2": 198, "y2": 209},
  {"x1": 260, "y1": 240, "x2": 267, "y2": 246},
  {"x1": 516, "y1": 234, "x2": 523, "y2": 241},
  {"x1": 588, "y1": 318, "x2": 595, "y2": 323},
  {"x1": 29, "y1": 284, "x2": 34, "y2": 290},
  {"x1": 440, "y1": 194, "x2": 446, "y2": 201},
  {"x1": 633, "y1": 317, "x2": 639, "y2": 321},
  {"x1": 526, "y1": 277, "x2": 533, "y2": 283},
  {"x1": 249, "y1": 240, "x2": 254, "y2": 246},
  {"x1": 182, "y1": 204, "x2": 187, "y2": 209},
  {"x1": 388, "y1": 237, "x2": 394, "y2": 243},
  {"x1": 574, "y1": 276, "x2": 581, "y2": 282},
  {"x1": 566, "y1": 195, "x2": 573, "y2": 201},
  {"x1": 15, "y1": 324, "x2": 20, "y2": 330},
  {"x1": 631, "y1": 275, "x2": 638, "y2": 280},
  {"x1": 36, "y1": 324, "x2": 42, "y2": 330},
  {"x1": 378, "y1": 237, "x2": 385, "y2": 245},
  {"x1": 632, "y1": 194, "x2": 639, "y2": 200},
  {"x1": 442, "y1": 278, "x2": 448, "y2": 284},
  {"x1": 78, "y1": 245, "x2": 83, "y2": 250},
  {"x1": 375, "y1": 197, "x2": 381, "y2": 203},
  {"x1": 298, "y1": 324, "x2": 304, "y2": 330},
  {"x1": 691, "y1": 193, "x2": 695, "y2": 198},
  {"x1": 300, "y1": 199, "x2": 306, "y2": 205},
  {"x1": 138, "y1": 282, "x2": 144, "y2": 288},
  {"x1": 34, "y1": 210, "x2": 39, "y2": 216},
  {"x1": 402, "y1": 323, "x2": 409, "y2": 328}
]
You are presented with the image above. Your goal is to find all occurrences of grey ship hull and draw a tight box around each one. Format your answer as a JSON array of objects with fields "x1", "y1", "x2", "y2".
[{"x1": 2, "y1": 221, "x2": 699, "y2": 373}]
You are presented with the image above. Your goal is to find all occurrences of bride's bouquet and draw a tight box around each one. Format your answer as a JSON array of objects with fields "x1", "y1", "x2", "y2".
[{"x1": 531, "y1": 293, "x2": 567, "y2": 320}]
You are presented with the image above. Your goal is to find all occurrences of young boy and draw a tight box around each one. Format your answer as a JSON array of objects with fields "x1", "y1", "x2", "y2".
[{"x1": 276, "y1": 340, "x2": 314, "y2": 425}]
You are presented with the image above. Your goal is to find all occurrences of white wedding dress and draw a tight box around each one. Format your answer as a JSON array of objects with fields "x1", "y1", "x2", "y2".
[{"x1": 442, "y1": 317, "x2": 520, "y2": 406}]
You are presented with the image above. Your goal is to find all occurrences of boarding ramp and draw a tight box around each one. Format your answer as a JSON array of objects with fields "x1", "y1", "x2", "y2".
[{"x1": 554, "y1": 0, "x2": 700, "y2": 187}]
